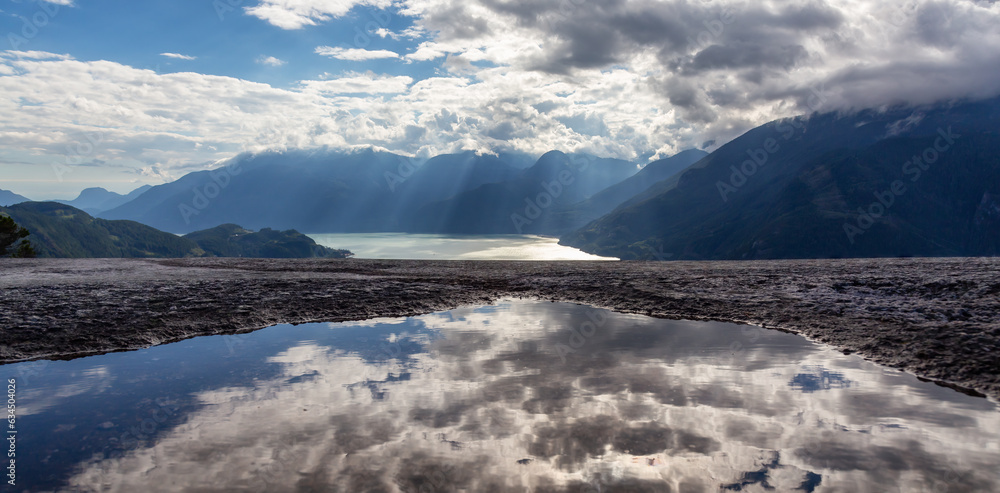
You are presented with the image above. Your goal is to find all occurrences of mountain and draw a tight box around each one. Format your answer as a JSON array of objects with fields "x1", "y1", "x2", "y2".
[
  {"x1": 56, "y1": 185, "x2": 152, "y2": 215},
  {"x1": 389, "y1": 151, "x2": 521, "y2": 221},
  {"x1": 546, "y1": 149, "x2": 709, "y2": 232},
  {"x1": 184, "y1": 224, "x2": 352, "y2": 258},
  {"x1": 2, "y1": 202, "x2": 201, "y2": 258},
  {"x1": 562, "y1": 97, "x2": 1000, "y2": 260},
  {"x1": 102, "y1": 148, "x2": 636, "y2": 235},
  {"x1": 406, "y1": 151, "x2": 639, "y2": 234},
  {"x1": 101, "y1": 149, "x2": 409, "y2": 234},
  {"x1": 0, "y1": 202, "x2": 350, "y2": 258},
  {"x1": 0, "y1": 189, "x2": 31, "y2": 206}
]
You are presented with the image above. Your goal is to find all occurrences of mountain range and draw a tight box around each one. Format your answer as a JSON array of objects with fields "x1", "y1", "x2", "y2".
[
  {"x1": 97, "y1": 149, "x2": 651, "y2": 235},
  {"x1": 0, "y1": 186, "x2": 152, "y2": 213},
  {"x1": 6, "y1": 96, "x2": 999, "y2": 260},
  {"x1": 0, "y1": 202, "x2": 350, "y2": 259},
  {"x1": 562, "y1": 97, "x2": 1000, "y2": 259}
]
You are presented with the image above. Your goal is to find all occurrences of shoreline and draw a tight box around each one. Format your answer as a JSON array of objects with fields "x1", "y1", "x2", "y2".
[{"x1": 1, "y1": 257, "x2": 998, "y2": 401}]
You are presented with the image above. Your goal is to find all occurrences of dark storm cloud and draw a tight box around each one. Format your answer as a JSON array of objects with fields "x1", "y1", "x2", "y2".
[
  {"x1": 659, "y1": 77, "x2": 719, "y2": 123},
  {"x1": 540, "y1": 21, "x2": 628, "y2": 73},
  {"x1": 420, "y1": 4, "x2": 493, "y2": 39},
  {"x1": 468, "y1": 0, "x2": 1000, "y2": 126},
  {"x1": 501, "y1": 1, "x2": 843, "y2": 74},
  {"x1": 685, "y1": 43, "x2": 808, "y2": 73},
  {"x1": 760, "y1": 2, "x2": 845, "y2": 30},
  {"x1": 817, "y1": 53, "x2": 1000, "y2": 110},
  {"x1": 914, "y1": 1, "x2": 964, "y2": 47}
]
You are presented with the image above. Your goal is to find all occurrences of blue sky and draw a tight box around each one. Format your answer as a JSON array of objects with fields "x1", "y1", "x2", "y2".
[
  {"x1": 1, "y1": 1, "x2": 430, "y2": 90},
  {"x1": 1, "y1": 0, "x2": 999, "y2": 199}
]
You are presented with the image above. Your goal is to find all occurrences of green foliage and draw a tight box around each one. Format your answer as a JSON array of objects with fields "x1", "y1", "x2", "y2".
[
  {"x1": 1, "y1": 202, "x2": 200, "y2": 258},
  {"x1": 0, "y1": 203, "x2": 352, "y2": 259},
  {"x1": 184, "y1": 224, "x2": 353, "y2": 258},
  {"x1": 0, "y1": 214, "x2": 35, "y2": 258}
]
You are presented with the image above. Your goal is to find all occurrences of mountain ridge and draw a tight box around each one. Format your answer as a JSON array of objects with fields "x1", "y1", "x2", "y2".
[
  {"x1": 1, "y1": 202, "x2": 350, "y2": 258},
  {"x1": 561, "y1": 97, "x2": 1000, "y2": 259}
]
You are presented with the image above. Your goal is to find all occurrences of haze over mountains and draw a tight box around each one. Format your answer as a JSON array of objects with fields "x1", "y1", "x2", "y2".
[
  {"x1": 0, "y1": 186, "x2": 151, "y2": 213},
  {"x1": 0, "y1": 189, "x2": 31, "y2": 207},
  {"x1": 98, "y1": 149, "x2": 649, "y2": 235},
  {"x1": 56, "y1": 186, "x2": 153, "y2": 215},
  {"x1": 564, "y1": 97, "x2": 1000, "y2": 259},
  {"x1": 4, "y1": 96, "x2": 999, "y2": 260}
]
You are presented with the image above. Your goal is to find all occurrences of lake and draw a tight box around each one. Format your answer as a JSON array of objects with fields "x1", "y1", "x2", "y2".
[
  {"x1": 307, "y1": 233, "x2": 617, "y2": 260},
  {"x1": 4, "y1": 300, "x2": 998, "y2": 492}
]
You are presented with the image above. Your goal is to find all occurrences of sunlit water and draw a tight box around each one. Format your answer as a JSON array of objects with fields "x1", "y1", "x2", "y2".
[
  {"x1": 4, "y1": 301, "x2": 999, "y2": 492},
  {"x1": 307, "y1": 233, "x2": 617, "y2": 260}
]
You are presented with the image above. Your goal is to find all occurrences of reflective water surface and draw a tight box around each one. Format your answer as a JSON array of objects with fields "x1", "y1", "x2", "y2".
[
  {"x1": 307, "y1": 233, "x2": 617, "y2": 260},
  {"x1": 5, "y1": 301, "x2": 999, "y2": 492}
]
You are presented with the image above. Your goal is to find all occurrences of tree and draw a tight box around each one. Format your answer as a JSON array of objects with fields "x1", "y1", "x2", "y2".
[{"x1": 0, "y1": 215, "x2": 36, "y2": 258}]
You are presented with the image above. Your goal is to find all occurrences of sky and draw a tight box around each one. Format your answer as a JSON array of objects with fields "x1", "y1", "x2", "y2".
[{"x1": 1, "y1": 0, "x2": 999, "y2": 199}]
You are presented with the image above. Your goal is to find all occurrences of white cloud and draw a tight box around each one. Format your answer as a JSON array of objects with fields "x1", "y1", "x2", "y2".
[
  {"x1": 4, "y1": 51, "x2": 73, "y2": 60},
  {"x1": 244, "y1": 0, "x2": 394, "y2": 29},
  {"x1": 255, "y1": 55, "x2": 286, "y2": 67},
  {"x1": 315, "y1": 46, "x2": 400, "y2": 61},
  {"x1": 300, "y1": 72, "x2": 413, "y2": 94},
  {"x1": 160, "y1": 53, "x2": 196, "y2": 60},
  {"x1": 60, "y1": 301, "x2": 1000, "y2": 492},
  {"x1": 5, "y1": 0, "x2": 1000, "y2": 190},
  {"x1": 403, "y1": 43, "x2": 446, "y2": 62}
]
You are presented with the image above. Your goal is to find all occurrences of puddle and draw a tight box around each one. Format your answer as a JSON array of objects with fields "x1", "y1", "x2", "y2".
[{"x1": 4, "y1": 300, "x2": 999, "y2": 492}]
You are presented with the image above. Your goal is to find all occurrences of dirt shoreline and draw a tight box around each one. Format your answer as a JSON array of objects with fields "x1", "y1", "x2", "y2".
[{"x1": 1, "y1": 257, "x2": 998, "y2": 401}]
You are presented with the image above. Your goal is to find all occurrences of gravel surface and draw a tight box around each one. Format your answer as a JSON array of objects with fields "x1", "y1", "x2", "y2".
[{"x1": 1, "y1": 257, "x2": 998, "y2": 401}]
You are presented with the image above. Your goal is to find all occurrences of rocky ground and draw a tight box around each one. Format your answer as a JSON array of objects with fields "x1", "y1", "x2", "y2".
[{"x1": 1, "y1": 257, "x2": 998, "y2": 401}]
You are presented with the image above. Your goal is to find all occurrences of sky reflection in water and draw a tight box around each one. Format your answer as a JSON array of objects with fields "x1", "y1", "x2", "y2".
[
  {"x1": 307, "y1": 233, "x2": 617, "y2": 260},
  {"x1": 5, "y1": 300, "x2": 999, "y2": 492}
]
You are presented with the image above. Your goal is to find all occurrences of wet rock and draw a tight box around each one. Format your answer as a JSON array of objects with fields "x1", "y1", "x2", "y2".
[{"x1": 0, "y1": 257, "x2": 998, "y2": 401}]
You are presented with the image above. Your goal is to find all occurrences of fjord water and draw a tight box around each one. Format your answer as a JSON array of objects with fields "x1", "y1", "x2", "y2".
[
  {"x1": 6, "y1": 301, "x2": 998, "y2": 492},
  {"x1": 307, "y1": 233, "x2": 617, "y2": 260}
]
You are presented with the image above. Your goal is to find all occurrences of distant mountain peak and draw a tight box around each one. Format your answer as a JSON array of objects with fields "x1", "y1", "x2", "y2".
[{"x1": 0, "y1": 189, "x2": 31, "y2": 207}]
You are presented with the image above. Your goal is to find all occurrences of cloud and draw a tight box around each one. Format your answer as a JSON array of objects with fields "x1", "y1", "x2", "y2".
[
  {"x1": 244, "y1": 0, "x2": 394, "y2": 29},
  {"x1": 300, "y1": 72, "x2": 413, "y2": 94},
  {"x1": 5, "y1": 0, "x2": 1000, "y2": 187},
  {"x1": 403, "y1": 43, "x2": 447, "y2": 62},
  {"x1": 315, "y1": 46, "x2": 400, "y2": 61},
  {"x1": 160, "y1": 53, "x2": 196, "y2": 60},
  {"x1": 3, "y1": 51, "x2": 73, "y2": 60},
  {"x1": 255, "y1": 55, "x2": 286, "y2": 66},
  {"x1": 60, "y1": 301, "x2": 1000, "y2": 492}
]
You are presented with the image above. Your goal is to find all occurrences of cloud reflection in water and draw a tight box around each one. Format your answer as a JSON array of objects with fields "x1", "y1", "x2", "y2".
[{"x1": 23, "y1": 301, "x2": 1000, "y2": 492}]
